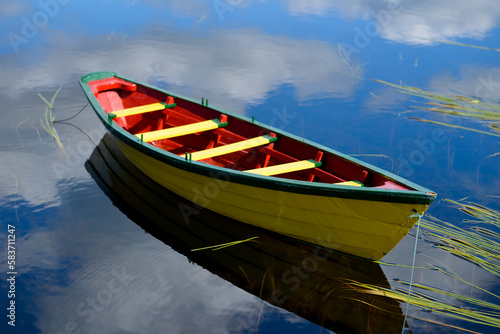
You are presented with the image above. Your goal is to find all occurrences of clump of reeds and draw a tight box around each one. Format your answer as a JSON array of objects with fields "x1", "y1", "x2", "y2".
[
  {"x1": 373, "y1": 79, "x2": 500, "y2": 137},
  {"x1": 346, "y1": 280, "x2": 500, "y2": 330},
  {"x1": 39, "y1": 87, "x2": 66, "y2": 155},
  {"x1": 348, "y1": 199, "x2": 500, "y2": 331},
  {"x1": 448, "y1": 199, "x2": 500, "y2": 229},
  {"x1": 421, "y1": 199, "x2": 500, "y2": 278}
]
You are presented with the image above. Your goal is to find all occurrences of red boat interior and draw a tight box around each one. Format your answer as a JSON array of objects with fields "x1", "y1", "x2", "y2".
[{"x1": 89, "y1": 77, "x2": 411, "y2": 190}]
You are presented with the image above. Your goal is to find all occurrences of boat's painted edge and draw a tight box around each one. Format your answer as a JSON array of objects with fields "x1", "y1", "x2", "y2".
[
  {"x1": 81, "y1": 71, "x2": 119, "y2": 83},
  {"x1": 79, "y1": 71, "x2": 437, "y2": 205}
]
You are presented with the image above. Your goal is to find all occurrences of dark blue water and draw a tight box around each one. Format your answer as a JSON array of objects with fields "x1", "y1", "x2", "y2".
[{"x1": 1, "y1": 1, "x2": 499, "y2": 333}]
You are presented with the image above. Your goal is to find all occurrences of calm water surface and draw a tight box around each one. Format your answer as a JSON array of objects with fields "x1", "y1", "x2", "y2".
[{"x1": 1, "y1": 1, "x2": 499, "y2": 333}]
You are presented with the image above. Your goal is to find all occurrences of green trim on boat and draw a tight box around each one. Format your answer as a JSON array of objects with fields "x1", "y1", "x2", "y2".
[{"x1": 81, "y1": 71, "x2": 117, "y2": 83}]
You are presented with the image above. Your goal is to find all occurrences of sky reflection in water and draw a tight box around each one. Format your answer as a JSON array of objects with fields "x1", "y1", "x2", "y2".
[{"x1": 1, "y1": 1, "x2": 500, "y2": 333}]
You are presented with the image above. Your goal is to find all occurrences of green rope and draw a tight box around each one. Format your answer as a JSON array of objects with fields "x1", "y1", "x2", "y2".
[{"x1": 402, "y1": 211, "x2": 423, "y2": 334}]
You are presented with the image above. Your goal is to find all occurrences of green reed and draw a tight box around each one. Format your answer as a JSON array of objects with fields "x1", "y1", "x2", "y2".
[
  {"x1": 191, "y1": 236, "x2": 259, "y2": 251},
  {"x1": 421, "y1": 200, "x2": 500, "y2": 278},
  {"x1": 347, "y1": 280, "x2": 500, "y2": 329},
  {"x1": 349, "y1": 199, "x2": 500, "y2": 331},
  {"x1": 373, "y1": 79, "x2": 500, "y2": 137},
  {"x1": 39, "y1": 87, "x2": 65, "y2": 155},
  {"x1": 416, "y1": 38, "x2": 500, "y2": 53}
]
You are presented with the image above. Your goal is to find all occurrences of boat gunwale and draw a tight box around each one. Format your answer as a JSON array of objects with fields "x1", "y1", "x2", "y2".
[{"x1": 80, "y1": 72, "x2": 436, "y2": 205}]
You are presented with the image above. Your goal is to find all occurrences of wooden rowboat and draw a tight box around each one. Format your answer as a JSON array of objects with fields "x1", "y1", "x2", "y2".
[{"x1": 80, "y1": 71, "x2": 436, "y2": 260}]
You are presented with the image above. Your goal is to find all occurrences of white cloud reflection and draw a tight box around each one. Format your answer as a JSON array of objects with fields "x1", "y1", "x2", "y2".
[
  {"x1": 31, "y1": 237, "x2": 260, "y2": 334},
  {"x1": 282, "y1": 0, "x2": 500, "y2": 45},
  {"x1": 0, "y1": 27, "x2": 360, "y2": 110},
  {"x1": 16, "y1": 210, "x2": 310, "y2": 334}
]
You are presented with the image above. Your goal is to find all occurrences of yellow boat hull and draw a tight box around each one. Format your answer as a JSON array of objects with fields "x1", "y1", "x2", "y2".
[{"x1": 114, "y1": 138, "x2": 428, "y2": 261}]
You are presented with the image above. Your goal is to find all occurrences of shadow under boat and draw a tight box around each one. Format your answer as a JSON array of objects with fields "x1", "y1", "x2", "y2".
[{"x1": 85, "y1": 133, "x2": 405, "y2": 334}]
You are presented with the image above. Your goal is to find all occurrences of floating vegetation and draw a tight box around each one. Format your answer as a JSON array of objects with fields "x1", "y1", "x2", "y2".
[
  {"x1": 337, "y1": 43, "x2": 367, "y2": 79},
  {"x1": 191, "y1": 236, "x2": 259, "y2": 252},
  {"x1": 373, "y1": 79, "x2": 500, "y2": 137},
  {"x1": 350, "y1": 199, "x2": 500, "y2": 331},
  {"x1": 39, "y1": 87, "x2": 65, "y2": 155},
  {"x1": 422, "y1": 217, "x2": 500, "y2": 279},
  {"x1": 421, "y1": 199, "x2": 500, "y2": 278},
  {"x1": 446, "y1": 199, "x2": 500, "y2": 229},
  {"x1": 407, "y1": 117, "x2": 500, "y2": 138},
  {"x1": 416, "y1": 38, "x2": 500, "y2": 53},
  {"x1": 346, "y1": 281, "x2": 500, "y2": 331}
]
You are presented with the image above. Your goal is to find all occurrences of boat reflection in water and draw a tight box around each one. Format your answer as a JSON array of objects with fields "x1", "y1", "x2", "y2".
[{"x1": 86, "y1": 134, "x2": 404, "y2": 333}]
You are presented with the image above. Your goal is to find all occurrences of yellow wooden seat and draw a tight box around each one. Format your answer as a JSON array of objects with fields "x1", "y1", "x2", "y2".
[
  {"x1": 137, "y1": 118, "x2": 228, "y2": 142},
  {"x1": 109, "y1": 102, "x2": 176, "y2": 119},
  {"x1": 244, "y1": 159, "x2": 322, "y2": 176},
  {"x1": 187, "y1": 134, "x2": 277, "y2": 161},
  {"x1": 335, "y1": 181, "x2": 364, "y2": 187}
]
